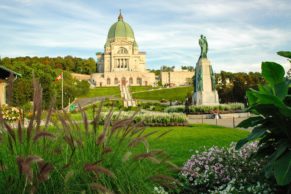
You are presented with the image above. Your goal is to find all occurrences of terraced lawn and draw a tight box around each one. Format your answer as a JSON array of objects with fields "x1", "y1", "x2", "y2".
[
  {"x1": 132, "y1": 86, "x2": 193, "y2": 101},
  {"x1": 79, "y1": 87, "x2": 120, "y2": 98},
  {"x1": 129, "y1": 86, "x2": 159, "y2": 92}
]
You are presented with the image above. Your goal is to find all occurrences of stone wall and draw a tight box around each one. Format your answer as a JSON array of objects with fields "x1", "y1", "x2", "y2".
[
  {"x1": 71, "y1": 73, "x2": 91, "y2": 81},
  {"x1": 160, "y1": 71, "x2": 194, "y2": 86}
]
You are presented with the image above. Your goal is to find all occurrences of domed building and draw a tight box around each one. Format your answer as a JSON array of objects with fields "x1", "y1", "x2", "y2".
[{"x1": 91, "y1": 12, "x2": 155, "y2": 87}]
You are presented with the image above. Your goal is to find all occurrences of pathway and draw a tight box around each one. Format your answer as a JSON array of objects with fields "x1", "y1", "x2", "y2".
[
  {"x1": 120, "y1": 84, "x2": 136, "y2": 107},
  {"x1": 187, "y1": 116, "x2": 248, "y2": 128}
]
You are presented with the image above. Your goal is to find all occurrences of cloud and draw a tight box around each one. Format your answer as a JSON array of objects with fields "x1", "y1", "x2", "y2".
[{"x1": 0, "y1": 0, "x2": 290, "y2": 73}]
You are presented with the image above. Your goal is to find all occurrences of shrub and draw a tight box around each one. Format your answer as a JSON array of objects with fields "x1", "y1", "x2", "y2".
[
  {"x1": 0, "y1": 79, "x2": 179, "y2": 194},
  {"x1": 164, "y1": 103, "x2": 244, "y2": 114},
  {"x1": 236, "y1": 59, "x2": 291, "y2": 191},
  {"x1": 99, "y1": 111, "x2": 187, "y2": 126},
  {"x1": 138, "y1": 102, "x2": 168, "y2": 112},
  {"x1": 180, "y1": 143, "x2": 277, "y2": 193}
]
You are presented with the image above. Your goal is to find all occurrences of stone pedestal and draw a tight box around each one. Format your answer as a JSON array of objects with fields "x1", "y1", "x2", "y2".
[{"x1": 192, "y1": 58, "x2": 219, "y2": 105}]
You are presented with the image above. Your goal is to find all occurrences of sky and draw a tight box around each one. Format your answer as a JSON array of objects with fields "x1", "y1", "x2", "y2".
[{"x1": 0, "y1": 0, "x2": 290, "y2": 72}]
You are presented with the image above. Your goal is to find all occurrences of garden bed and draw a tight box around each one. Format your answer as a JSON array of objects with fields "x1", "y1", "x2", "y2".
[
  {"x1": 164, "y1": 103, "x2": 245, "y2": 114},
  {"x1": 99, "y1": 111, "x2": 187, "y2": 126}
]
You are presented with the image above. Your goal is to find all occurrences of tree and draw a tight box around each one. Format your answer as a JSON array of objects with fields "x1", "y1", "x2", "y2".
[
  {"x1": 216, "y1": 71, "x2": 264, "y2": 103},
  {"x1": 161, "y1": 65, "x2": 175, "y2": 72},
  {"x1": 181, "y1": 66, "x2": 194, "y2": 71},
  {"x1": 1, "y1": 58, "x2": 90, "y2": 109}
]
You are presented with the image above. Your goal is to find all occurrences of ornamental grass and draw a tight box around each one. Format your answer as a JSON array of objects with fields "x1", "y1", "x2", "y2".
[{"x1": 0, "y1": 77, "x2": 179, "y2": 194}]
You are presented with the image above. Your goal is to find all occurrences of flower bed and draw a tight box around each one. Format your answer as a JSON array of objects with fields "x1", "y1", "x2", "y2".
[
  {"x1": 164, "y1": 103, "x2": 244, "y2": 114},
  {"x1": 180, "y1": 142, "x2": 278, "y2": 193},
  {"x1": 100, "y1": 111, "x2": 187, "y2": 126},
  {"x1": 0, "y1": 104, "x2": 20, "y2": 122}
]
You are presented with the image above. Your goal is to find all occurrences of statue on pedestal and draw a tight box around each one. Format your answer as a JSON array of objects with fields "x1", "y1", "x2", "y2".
[
  {"x1": 199, "y1": 35, "x2": 208, "y2": 59},
  {"x1": 192, "y1": 35, "x2": 219, "y2": 105}
]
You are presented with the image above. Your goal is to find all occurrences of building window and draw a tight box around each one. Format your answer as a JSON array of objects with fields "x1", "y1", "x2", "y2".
[
  {"x1": 125, "y1": 59, "x2": 128, "y2": 68},
  {"x1": 117, "y1": 47, "x2": 128, "y2": 54},
  {"x1": 129, "y1": 77, "x2": 133, "y2": 84},
  {"x1": 107, "y1": 78, "x2": 111, "y2": 85},
  {"x1": 114, "y1": 78, "x2": 118, "y2": 84},
  {"x1": 117, "y1": 59, "x2": 120, "y2": 68},
  {"x1": 116, "y1": 58, "x2": 129, "y2": 68},
  {"x1": 137, "y1": 77, "x2": 142, "y2": 86}
]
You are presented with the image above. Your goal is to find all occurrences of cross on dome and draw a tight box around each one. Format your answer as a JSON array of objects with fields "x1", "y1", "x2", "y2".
[{"x1": 118, "y1": 9, "x2": 123, "y2": 21}]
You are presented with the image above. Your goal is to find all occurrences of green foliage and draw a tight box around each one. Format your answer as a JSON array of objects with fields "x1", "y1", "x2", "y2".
[
  {"x1": 160, "y1": 66, "x2": 175, "y2": 72},
  {"x1": 3, "y1": 61, "x2": 90, "y2": 109},
  {"x1": 261, "y1": 62, "x2": 285, "y2": 86},
  {"x1": 277, "y1": 51, "x2": 291, "y2": 59},
  {"x1": 149, "y1": 69, "x2": 161, "y2": 76},
  {"x1": 181, "y1": 66, "x2": 194, "y2": 72},
  {"x1": 1, "y1": 56, "x2": 96, "y2": 74},
  {"x1": 236, "y1": 61, "x2": 291, "y2": 190},
  {"x1": 216, "y1": 71, "x2": 265, "y2": 103}
]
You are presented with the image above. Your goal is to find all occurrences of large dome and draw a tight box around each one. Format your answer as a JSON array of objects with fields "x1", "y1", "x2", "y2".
[{"x1": 107, "y1": 12, "x2": 135, "y2": 40}]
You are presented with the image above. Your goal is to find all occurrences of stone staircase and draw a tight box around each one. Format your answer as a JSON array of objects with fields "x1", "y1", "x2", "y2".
[{"x1": 120, "y1": 84, "x2": 136, "y2": 107}]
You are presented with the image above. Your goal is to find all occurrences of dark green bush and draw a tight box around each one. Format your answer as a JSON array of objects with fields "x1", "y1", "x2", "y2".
[{"x1": 236, "y1": 59, "x2": 291, "y2": 192}]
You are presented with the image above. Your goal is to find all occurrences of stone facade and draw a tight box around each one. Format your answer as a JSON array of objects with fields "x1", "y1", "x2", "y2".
[
  {"x1": 0, "y1": 81, "x2": 7, "y2": 105},
  {"x1": 160, "y1": 71, "x2": 194, "y2": 86},
  {"x1": 91, "y1": 71, "x2": 155, "y2": 87},
  {"x1": 91, "y1": 12, "x2": 155, "y2": 87}
]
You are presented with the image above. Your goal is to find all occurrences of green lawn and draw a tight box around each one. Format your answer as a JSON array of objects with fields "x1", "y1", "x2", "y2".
[
  {"x1": 132, "y1": 86, "x2": 193, "y2": 101},
  {"x1": 129, "y1": 86, "x2": 156, "y2": 92},
  {"x1": 145, "y1": 124, "x2": 249, "y2": 165},
  {"x1": 80, "y1": 87, "x2": 120, "y2": 98}
]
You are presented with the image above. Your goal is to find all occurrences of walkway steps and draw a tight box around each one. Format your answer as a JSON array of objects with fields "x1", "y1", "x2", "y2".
[{"x1": 120, "y1": 84, "x2": 136, "y2": 107}]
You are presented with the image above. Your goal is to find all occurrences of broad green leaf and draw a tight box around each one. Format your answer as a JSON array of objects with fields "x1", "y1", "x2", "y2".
[
  {"x1": 237, "y1": 116, "x2": 263, "y2": 128},
  {"x1": 262, "y1": 62, "x2": 285, "y2": 86},
  {"x1": 279, "y1": 106, "x2": 291, "y2": 117},
  {"x1": 246, "y1": 90, "x2": 258, "y2": 106},
  {"x1": 274, "y1": 151, "x2": 291, "y2": 185},
  {"x1": 253, "y1": 104, "x2": 278, "y2": 116},
  {"x1": 246, "y1": 127, "x2": 266, "y2": 141},
  {"x1": 252, "y1": 92, "x2": 284, "y2": 108},
  {"x1": 236, "y1": 127, "x2": 265, "y2": 150},
  {"x1": 277, "y1": 51, "x2": 291, "y2": 59},
  {"x1": 235, "y1": 138, "x2": 248, "y2": 150},
  {"x1": 264, "y1": 162, "x2": 274, "y2": 178},
  {"x1": 274, "y1": 81, "x2": 289, "y2": 100},
  {"x1": 258, "y1": 84, "x2": 273, "y2": 95},
  {"x1": 269, "y1": 140, "x2": 289, "y2": 162}
]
